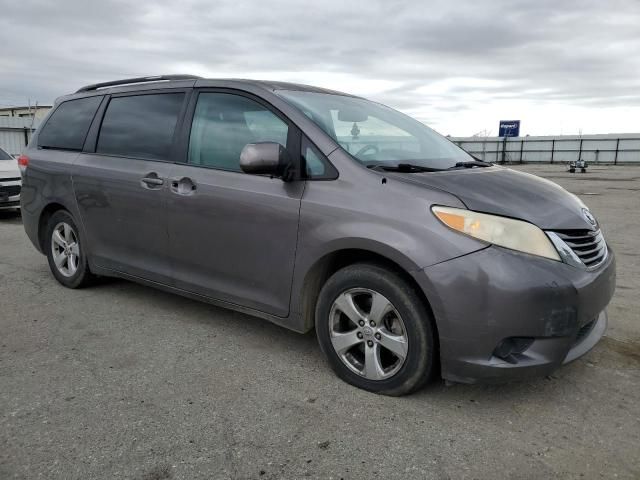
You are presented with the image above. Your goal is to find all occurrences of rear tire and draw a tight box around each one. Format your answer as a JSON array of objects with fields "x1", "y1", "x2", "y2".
[
  {"x1": 45, "y1": 210, "x2": 94, "y2": 288},
  {"x1": 315, "y1": 263, "x2": 436, "y2": 396}
]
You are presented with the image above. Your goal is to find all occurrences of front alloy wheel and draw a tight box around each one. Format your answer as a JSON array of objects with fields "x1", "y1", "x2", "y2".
[
  {"x1": 316, "y1": 263, "x2": 436, "y2": 396},
  {"x1": 329, "y1": 288, "x2": 408, "y2": 380}
]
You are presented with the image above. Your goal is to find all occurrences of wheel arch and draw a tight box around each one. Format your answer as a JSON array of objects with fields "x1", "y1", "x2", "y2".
[
  {"x1": 37, "y1": 202, "x2": 70, "y2": 252},
  {"x1": 298, "y1": 248, "x2": 440, "y2": 343}
]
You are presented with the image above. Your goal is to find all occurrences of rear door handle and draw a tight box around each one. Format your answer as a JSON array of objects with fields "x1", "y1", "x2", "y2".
[
  {"x1": 141, "y1": 173, "x2": 164, "y2": 189},
  {"x1": 170, "y1": 177, "x2": 197, "y2": 195}
]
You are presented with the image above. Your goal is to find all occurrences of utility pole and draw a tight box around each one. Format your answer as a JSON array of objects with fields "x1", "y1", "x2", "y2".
[
  {"x1": 30, "y1": 101, "x2": 38, "y2": 132},
  {"x1": 501, "y1": 136, "x2": 507, "y2": 164}
]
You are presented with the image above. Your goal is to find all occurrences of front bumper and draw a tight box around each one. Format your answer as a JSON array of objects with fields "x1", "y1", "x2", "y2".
[
  {"x1": 0, "y1": 178, "x2": 21, "y2": 209},
  {"x1": 417, "y1": 245, "x2": 616, "y2": 384}
]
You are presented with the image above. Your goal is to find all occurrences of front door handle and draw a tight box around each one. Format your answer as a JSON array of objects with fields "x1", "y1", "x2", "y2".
[
  {"x1": 170, "y1": 177, "x2": 197, "y2": 195},
  {"x1": 141, "y1": 173, "x2": 164, "y2": 189}
]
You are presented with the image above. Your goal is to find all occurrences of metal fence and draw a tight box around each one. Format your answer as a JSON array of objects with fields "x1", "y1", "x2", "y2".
[{"x1": 450, "y1": 134, "x2": 640, "y2": 165}]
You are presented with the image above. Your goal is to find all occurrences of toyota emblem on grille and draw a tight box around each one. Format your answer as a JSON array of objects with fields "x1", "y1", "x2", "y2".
[{"x1": 582, "y1": 208, "x2": 597, "y2": 226}]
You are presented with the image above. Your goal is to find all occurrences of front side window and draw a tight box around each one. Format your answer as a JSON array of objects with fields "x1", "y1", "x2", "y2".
[
  {"x1": 97, "y1": 93, "x2": 185, "y2": 161},
  {"x1": 276, "y1": 90, "x2": 473, "y2": 170},
  {"x1": 38, "y1": 96, "x2": 103, "y2": 150},
  {"x1": 188, "y1": 93, "x2": 289, "y2": 172}
]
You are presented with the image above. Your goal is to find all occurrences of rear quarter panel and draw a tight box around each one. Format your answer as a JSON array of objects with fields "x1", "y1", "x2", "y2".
[{"x1": 21, "y1": 147, "x2": 82, "y2": 253}]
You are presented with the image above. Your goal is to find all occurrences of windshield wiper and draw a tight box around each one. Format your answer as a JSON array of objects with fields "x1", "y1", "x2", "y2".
[
  {"x1": 367, "y1": 163, "x2": 444, "y2": 173},
  {"x1": 450, "y1": 160, "x2": 493, "y2": 169}
]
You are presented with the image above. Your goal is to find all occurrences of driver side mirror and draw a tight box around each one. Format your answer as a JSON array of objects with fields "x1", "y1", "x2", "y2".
[{"x1": 240, "y1": 142, "x2": 293, "y2": 181}]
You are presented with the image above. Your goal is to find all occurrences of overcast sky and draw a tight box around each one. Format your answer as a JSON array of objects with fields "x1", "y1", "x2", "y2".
[{"x1": 1, "y1": 0, "x2": 639, "y2": 136}]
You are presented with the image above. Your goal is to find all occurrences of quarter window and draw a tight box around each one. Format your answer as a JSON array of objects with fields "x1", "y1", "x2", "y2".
[
  {"x1": 96, "y1": 93, "x2": 185, "y2": 161},
  {"x1": 188, "y1": 93, "x2": 289, "y2": 171},
  {"x1": 304, "y1": 145, "x2": 325, "y2": 177},
  {"x1": 38, "y1": 96, "x2": 103, "y2": 150},
  {"x1": 301, "y1": 136, "x2": 337, "y2": 180}
]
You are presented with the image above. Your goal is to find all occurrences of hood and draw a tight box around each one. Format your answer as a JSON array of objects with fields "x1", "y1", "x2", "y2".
[
  {"x1": 390, "y1": 166, "x2": 595, "y2": 231},
  {"x1": 0, "y1": 159, "x2": 20, "y2": 177}
]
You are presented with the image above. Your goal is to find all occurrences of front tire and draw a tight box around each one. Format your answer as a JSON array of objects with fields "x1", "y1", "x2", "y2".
[
  {"x1": 45, "y1": 210, "x2": 94, "y2": 288},
  {"x1": 315, "y1": 263, "x2": 436, "y2": 396}
]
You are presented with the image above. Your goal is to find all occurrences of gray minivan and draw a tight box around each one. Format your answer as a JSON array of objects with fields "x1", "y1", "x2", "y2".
[{"x1": 20, "y1": 75, "x2": 616, "y2": 395}]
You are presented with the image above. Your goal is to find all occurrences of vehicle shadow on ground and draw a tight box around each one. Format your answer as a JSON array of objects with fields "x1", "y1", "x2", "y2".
[
  {"x1": 89, "y1": 274, "x2": 323, "y2": 351},
  {"x1": 83, "y1": 275, "x2": 626, "y2": 406}
]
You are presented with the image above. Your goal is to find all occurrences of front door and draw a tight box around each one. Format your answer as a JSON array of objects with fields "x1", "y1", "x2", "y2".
[
  {"x1": 167, "y1": 91, "x2": 303, "y2": 317},
  {"x1": 73, "y1": 91, "x2": 187, "y2": 284}
]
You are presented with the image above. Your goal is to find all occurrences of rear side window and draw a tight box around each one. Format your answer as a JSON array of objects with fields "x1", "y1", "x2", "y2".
[
  {"x1": 97, "y1": 93, "x2": 185, "y2": 161},
  {"x1": 38, "y1": 96, "x2": 102, "y2": 150}
]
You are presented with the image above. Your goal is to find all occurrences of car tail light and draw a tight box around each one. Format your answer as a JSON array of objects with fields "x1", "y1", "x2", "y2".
[{"x1": 17, "y1": 154, "x2": 29, "y2": 173}]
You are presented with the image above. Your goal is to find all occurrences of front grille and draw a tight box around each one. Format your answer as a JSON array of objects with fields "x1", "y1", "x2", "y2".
[
  {"x1": 0, "y1": 184, "x2": 21, "y2": 197},
  {"x1": 0, "y1": 177, "x2": 21, "y2": 182},
  {"x1": 553, "y1": 229, "x2": 607, "y2": 268}
]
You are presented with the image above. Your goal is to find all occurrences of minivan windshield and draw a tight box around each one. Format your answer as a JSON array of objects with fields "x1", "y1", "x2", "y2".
[
  {"x1": 0, "y1": 148, "x2": 13, "y2": 160},
  {"x1": 276, "y1": 90, "x2": 474, "y2": 170}
]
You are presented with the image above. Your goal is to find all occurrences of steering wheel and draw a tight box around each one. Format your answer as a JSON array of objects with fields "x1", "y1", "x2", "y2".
[{"x1": 355, "y1": 144, "x2": 379, "y2": 158}]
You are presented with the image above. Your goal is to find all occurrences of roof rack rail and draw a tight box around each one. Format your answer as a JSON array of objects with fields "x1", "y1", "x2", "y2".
[{"x1": 75, "y1": 75, "x2": 202, "y2": 93}]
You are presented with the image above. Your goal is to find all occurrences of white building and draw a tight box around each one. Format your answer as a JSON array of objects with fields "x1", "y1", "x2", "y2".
[
  {"x1": 0, "y1": 117, "x2": 40, "y2": 156},
  {"x1": 0, "y1": 105, "x2": 51, "y2": 121}
]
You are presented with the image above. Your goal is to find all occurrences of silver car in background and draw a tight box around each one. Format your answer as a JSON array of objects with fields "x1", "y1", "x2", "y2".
[{"x1": 0, "y1": 147, "x2": 21, "y2": 210}]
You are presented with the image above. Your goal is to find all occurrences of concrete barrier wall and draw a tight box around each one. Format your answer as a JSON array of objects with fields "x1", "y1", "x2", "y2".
[{"x1": 450, "y1": 133, "x2": 640, "y2": 164}]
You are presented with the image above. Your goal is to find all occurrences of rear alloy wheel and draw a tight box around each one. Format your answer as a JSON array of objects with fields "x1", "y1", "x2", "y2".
[
  {"x1": 45, "y1": 210, "x2": 94, "y2": 288},
  {"x1": 316, "y1": 263, "x2": 436, "y2": 396},
  {"x1": 51, "y1": 222, "x2": 80, "y2": 277}
]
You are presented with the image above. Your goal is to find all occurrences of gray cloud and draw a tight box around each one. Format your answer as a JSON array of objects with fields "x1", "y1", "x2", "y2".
[{"x1": 1, "y1": 0, "x2": 639, "y2": 134}]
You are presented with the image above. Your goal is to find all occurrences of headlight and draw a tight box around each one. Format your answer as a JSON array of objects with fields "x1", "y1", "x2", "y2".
[{"x1": 432, "y1": 206, "x2": 560, "y2": 261}]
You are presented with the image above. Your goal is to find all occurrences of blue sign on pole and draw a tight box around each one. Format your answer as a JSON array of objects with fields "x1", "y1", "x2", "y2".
[{"x1": 499, "y1": 120, "x2": 520, "y2": 137}]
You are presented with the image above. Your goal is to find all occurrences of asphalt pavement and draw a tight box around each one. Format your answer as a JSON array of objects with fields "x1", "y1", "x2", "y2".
[{"x1": 1, "y1": 164, "x2": 638, "y2": 479}]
